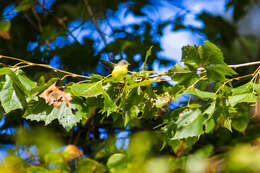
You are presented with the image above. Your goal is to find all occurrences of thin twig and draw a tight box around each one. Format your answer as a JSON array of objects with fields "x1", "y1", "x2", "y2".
[
  {"x1": 1, "y1": 54, "x2": 260, "y2": 82},
  {"x1": 23, "y1": 13, "x2": 39, "y2": 31},
  {"x1": 228, "y1": 61, "x2": 260, "y2": 68},
  {"x1": 54, "y1": 16, "x2": 79, "y2": 42},
  {"x1": 31, "y1": 7, "x2": 43, "y2": 32},
  {"x1": 216, "y1": 73, "x2": 255, "y2": 94},
  {"x1": 197, "y1": 61, "x2": 260, "y2": 72},
  {"x1": 0, "y1": 55, "x2": 90, "y2": 79},
  {"x1": 83, "y1": 0, "x2": 107, "y2": 45}
]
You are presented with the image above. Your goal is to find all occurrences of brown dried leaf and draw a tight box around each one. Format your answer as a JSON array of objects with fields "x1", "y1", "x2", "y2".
[
  {"x1": 39, "y1": 83, "x2": 72, "y2": 108},
  {"x1": 0, "y1": 31, "x2": 10, "y2": 40}
]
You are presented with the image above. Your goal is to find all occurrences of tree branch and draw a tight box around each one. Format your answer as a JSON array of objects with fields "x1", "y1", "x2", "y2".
[
  {"x1": 83, "y1": 0, "x2": 107, "y2": 45},
  {"x1": 197, "y1": 61, "x2": 260, "y2": 72},
  {"x1": 228, "y1": 61, "x2": 260, "y2": 68},
  {"x1": 31, "y1": 7, "x2": 43, "y2": 32}
]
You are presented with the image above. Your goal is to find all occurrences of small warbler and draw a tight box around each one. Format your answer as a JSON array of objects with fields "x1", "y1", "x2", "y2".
[{"x1": 100, "y1": 59, "x2": 130, "y2": 77}]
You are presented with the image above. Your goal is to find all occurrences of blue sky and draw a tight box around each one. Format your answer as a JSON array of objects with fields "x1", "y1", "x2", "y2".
[{"x1": 65, "y1": 0, "x2": 230, "y2": 73}]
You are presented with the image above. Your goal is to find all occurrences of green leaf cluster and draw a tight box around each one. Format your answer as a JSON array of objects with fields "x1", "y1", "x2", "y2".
[{"x1": 0, "y1": 41, "x2": 258, "y2": 160}]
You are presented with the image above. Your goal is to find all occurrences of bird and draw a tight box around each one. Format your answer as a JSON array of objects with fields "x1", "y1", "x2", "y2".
[{"x1": 99, "y1": 59, "x2": 130, "y2": 77}]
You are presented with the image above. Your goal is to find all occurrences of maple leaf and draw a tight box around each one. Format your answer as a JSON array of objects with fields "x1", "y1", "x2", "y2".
[{"x1": 39, "y1": 83, "x2": 72, "y2": 108}]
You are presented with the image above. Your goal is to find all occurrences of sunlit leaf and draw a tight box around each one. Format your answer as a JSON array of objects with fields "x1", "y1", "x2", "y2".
[
  {"x1": 167, "y1": 64, "x2": 198, "y2": 86},
  {"x1": 198, "y1": 40, "x2": 224, "y2": 65},
  {"x1": 30, "y1": 78, "x2": 58, "y2": 96},
  {"x1": 186, "y1": 88, "x2": 216, "y2": 100},
  {"x1": 0, "y1": 75, "x2": 23, "y2": 113},
  {"x1": 107, "y1": 153, "x2": 127, "y2": 170},
  {"x1": 181, "y1": 45, "x2": 201, "y2": 64},
  {"x1": 76, "y1": 158, "x2": 107, "y2": 173},
  {"x1": 102, "y1": 90, "x2": 117, "y2": 115},
  {"x1": 44, "y1": 152, "x2": 64, "y2": 165},
  {"x1": 206, "y1": 64, "x2": 236, "y2": 82},
  {"x1": 223, "y1": 118, "x2": 232, "y2": 132},
  {"x1": 0, "y1": 20, "x2": 11, "y2": 32},
  {"x1": 15, "y1": 69, "x2": 37, "y2": 91},
  {"x1": 15, "y1": 0, "x2": 37, "y2": 11},
  {"x1": 205, "y1": 119, "x2": 215, "y2": 133},
  {"x1": 172, "y1": 115, "x2": 205, "y2": 139},
  {"x1": 204, "y1": 101, "x2": 216, "y2": 118},
  {"x1": 228, "y1": 93, "x2": 257, "y2": 106},
  {"x1": 176, "y1": 109, "x2": 202, "y2": 127},
  {"x1": 69, "y1": 82, "x2": 103, "y2": 98},
  {"x1": 127, "y1": 79, "x2": 155, "y2": 89},
  {"x1": 25, "y1": 100, "x2": 82, "y2": 131},
  {"x1": 142, "y1": 45, "x2": 153, "y2": 70}
]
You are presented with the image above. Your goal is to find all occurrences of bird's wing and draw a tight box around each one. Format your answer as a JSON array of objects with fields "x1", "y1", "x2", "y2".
[{"x1": 100, "y1": 59, "x2": 116, "y2": 72}]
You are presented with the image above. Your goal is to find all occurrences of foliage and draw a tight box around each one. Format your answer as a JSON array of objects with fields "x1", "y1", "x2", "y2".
[
  {"x1": 0, "y1": 0, "x2": 260, "y2": 172},
  {"x1": 0, "y1": 40, "x2": 260, "y2": 172}
]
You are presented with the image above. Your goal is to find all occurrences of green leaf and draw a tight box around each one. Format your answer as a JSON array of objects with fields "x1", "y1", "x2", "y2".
[
  {"x1": 26, "y1": 166, "x2": 59, "y2": 173},
  {"x1": 102, "y1": 90, "x2": 117, "y2": 115},
  {"x1": 44, "y1": 152, "x2": 64, "y2": 165},
  {"x1": 186, "y1": 88, "x2": 216, "y2": 100},
  {"x1": 206, "y1": 64, "x2": 236, "y2": 82},
  {"x1": 0, "y1": 20, "x2": 11, "y2": 32},
  {"x1": 40, "y1": 25, "x2": 65, "y2": 44},
  {"x1": 0, "y1": 67, "x2": 28, "y2": 95},
  {"x1": 205, "y1": 119, "x2": 215, "y2": 133},
  {"x1": 121, "y1": 88, "x2": 146, "y2": 126},
  {"x1": 15, "y1": 69, "x2": 37, "y2": 91},
  {"x1": 223, "y1": 118, "x2": 232, "y2": 132},
  {"x1": 54, "y1": 101, "x2": 82, "y2": 130},
  {"x1": 69, "y1": 82, "x2": 103, "y2": 98},
  {"x1": 125, "y1": 105, "x2": 140, "y2": 126},
  {"x1": 166, "y1": 84, "x2": 185, "y2": 96},
  {"x1": 76, "y1": 158, "x2": 107, "y2": 173},
  {"x1": 0, "y1": 75, "x2": 23, "y2": 113},
  {"x1": 187, "y1": 104, "x2": 202, "y2": 109},
  {"x1": 167, "y1": 64, "x2": 198, "y2": 86},
  {"x1": 30, "y1": 78, "x2": 58, "y2": 96},
  {"x1": 194, "y1": 145, "x2": 214, "y2": 158},
  {"x1": 154, "y1": 93, "x2": 171, "y2": 108},
  {"x1": 25, "y1": 100, "x2": 82, "y2": 131},
  {"x1": 172, "y1": 115, "x2": 206, "y2": 139},
  {"x1": 15, "y1": 0, "x2": 37, "y2": 11},
  {"x1": 232, "y1": 116, "x2": 249, "y2": 133},
  {"x1": 228, "y1": 93, "x2": 257, "y2": 106},
  {"x1": 142, "y1": 45, "x2": 153, "y2": 70},
  {"x1": 176, "y1": 109, "x2": 202, "y2": 127},
  {"x1": 70, "y1": 96, "x2": 90, "y2": 119},
  {"x1": 127, "y1": 79, "x2": 155, "y2": 89},
  {"x1": 89, "y1": 74, "x2": 104, "y2": 81},
  {"x1": 231, "y1": 82, "x2": 251, "y2": 95},
  {"x1": 107, "y1": 153, "x2": 127, "y2": 169},
  {"x1": 181, "y1": 45, "x2": 201, "y2": 64},
  {"x1": 198, "y1": 40, "x2": 224, "y2": 65},
  {"x1": 204, "y1": 101, "x2": 216, "y2": 118},
  {"x1": 232, "y1": 82, "x2": 259, "y2": 95}
]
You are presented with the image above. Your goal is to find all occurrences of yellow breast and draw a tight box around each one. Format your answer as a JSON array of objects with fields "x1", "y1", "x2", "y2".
[{"x1": 111, "y1": 65, "x2": 128, "y2": 77}]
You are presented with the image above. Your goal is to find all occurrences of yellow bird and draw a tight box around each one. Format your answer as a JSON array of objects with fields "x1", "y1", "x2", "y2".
[
  {"x1": 111, "y1": 60, "x2": 130, "y2": 77},
  {"x1": 100, "y1": 59, "x2": 130, "y2": 77}
]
